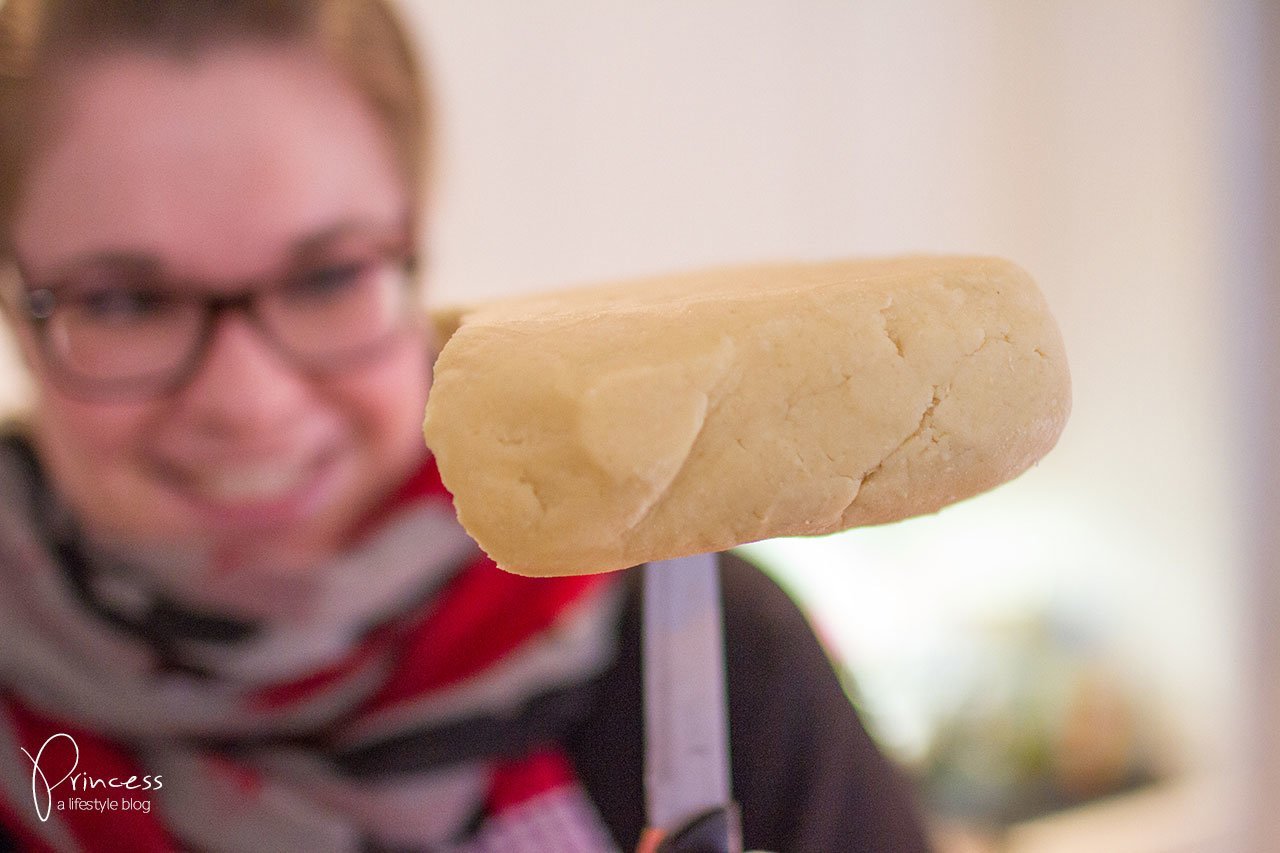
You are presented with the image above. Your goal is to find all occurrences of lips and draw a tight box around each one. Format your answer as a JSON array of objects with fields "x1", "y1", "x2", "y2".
[
  {"x1": 151, "y1": 446, "x2": 347, "y2": 529},
  {"x1": 183, "y1": 459, "x2": 319, "y2": 502}
]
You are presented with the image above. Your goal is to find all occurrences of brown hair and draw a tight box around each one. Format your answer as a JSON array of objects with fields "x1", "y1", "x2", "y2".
[{"x1": 0, "y1": 0, "x2": 432, "y2": 262}]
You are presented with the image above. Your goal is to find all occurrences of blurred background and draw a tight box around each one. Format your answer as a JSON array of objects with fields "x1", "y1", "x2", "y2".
[{"x1": 2, "y1": 1, "x2": 1275, "y2": 850}]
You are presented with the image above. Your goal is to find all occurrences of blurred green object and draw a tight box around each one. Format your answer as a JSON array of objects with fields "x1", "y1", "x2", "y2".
[{"x1": 916, "y1": 609, "x2": 1160, "y2": 827}]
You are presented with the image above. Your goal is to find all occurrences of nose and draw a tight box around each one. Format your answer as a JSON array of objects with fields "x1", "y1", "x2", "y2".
[{"x1": 173, "y1": 309, "x2": 313, "y2": 437}]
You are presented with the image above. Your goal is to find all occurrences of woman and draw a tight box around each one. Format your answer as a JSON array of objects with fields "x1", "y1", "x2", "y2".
[{"x1": 0, "y1": 1, "x2": 931, "y2": 850}]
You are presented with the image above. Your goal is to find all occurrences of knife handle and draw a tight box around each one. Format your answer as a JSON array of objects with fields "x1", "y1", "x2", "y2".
[{"x1": 638, "y1": 804, "x2": 742, "y2": 853}]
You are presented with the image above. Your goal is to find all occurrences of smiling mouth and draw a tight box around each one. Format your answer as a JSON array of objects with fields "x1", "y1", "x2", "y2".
[
  {"x1": 155, "y1": 447, "x2": 343, "y2": 518},
  {"x1": 190, "y1": 465, "x2": 313, "y2": 502}
]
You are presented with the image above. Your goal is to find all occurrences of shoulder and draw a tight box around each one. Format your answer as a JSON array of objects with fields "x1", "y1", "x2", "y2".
[
  {"x1": 570, "y1": 552, "x2": 933, "y2": 852},
  {"x1": 717, "y1": 549, "x2": 824, "y2": 664}
]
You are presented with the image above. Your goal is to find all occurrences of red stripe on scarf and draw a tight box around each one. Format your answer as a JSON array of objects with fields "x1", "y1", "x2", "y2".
[
  {"x1": 487, "y1": 747, "x2": 577, "y2": 813},
  {"x1": 248, "y1": 621, "x2": 399, "y2": 711},
  {"x1": 359, "y1": 558, "x2": 609, "y2": 713},
  {"x1": 4, "y1": 701, "x2": 177, "y2": 852}
]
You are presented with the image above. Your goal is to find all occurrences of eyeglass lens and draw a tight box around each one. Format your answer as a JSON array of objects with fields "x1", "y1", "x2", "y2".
[{"x1": 37, "y1": 246, "x2": 413, "y2": 395}]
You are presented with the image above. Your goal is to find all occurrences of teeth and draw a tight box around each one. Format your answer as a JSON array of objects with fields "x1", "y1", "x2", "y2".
[{"x1": 188, "y1": 463, "x2": 311, "y2": 502}]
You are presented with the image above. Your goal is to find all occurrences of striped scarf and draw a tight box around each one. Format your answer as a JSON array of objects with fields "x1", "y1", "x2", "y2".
[{"x1": 0, "y1": 435, "x2": 624, "y2": 852}]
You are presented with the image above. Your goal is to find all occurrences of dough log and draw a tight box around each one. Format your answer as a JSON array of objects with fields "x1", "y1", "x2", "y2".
[{"x1": 424, "y1": 256, "x2": 1070, "y2": 577}]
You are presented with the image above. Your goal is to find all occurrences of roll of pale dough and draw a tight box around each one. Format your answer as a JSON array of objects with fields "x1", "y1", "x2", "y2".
[{"x1": 424, "y1": 256, "x2": 1070, "y2": 577}]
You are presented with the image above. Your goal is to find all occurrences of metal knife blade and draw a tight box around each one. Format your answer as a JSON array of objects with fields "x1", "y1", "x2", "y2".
[{"x1": 642, "y1": 552, "x2": 734, "y2": 836}]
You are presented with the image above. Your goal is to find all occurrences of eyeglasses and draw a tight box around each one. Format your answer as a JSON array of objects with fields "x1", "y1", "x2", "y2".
[{"x1": 10, "y1": 239, "x2": 418, "y2": 401}]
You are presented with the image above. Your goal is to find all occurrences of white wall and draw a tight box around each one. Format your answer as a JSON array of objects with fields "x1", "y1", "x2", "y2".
[{"x1": 403, "y1": 0, "x2": 1241, "y2": 777}]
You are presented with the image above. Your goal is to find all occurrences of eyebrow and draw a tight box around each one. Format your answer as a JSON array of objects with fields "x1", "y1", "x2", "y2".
[
  {"x1": 288, "y1": 219, "x2": 409, "y2": 263},
  {"x1": 18, "y1": 251, "x2": 158, "y2": 287},
  {"x1": 26, "y1": 216, "x2": 408, "y2": 285}
]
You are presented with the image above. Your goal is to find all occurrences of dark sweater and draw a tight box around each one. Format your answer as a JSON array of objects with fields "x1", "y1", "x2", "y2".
[{"x1": 569, "y1": 552, "x2": 934, "y2": 853}]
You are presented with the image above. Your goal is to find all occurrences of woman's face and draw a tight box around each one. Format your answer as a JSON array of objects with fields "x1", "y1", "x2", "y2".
[{"x1": 9, "y1": 45, "x2": 432, "y2": 572}]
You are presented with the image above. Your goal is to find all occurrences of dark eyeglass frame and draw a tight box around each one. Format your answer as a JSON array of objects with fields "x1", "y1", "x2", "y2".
[{"x1": 7, "y1": 240, "x2": 419, "y2": 402}]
